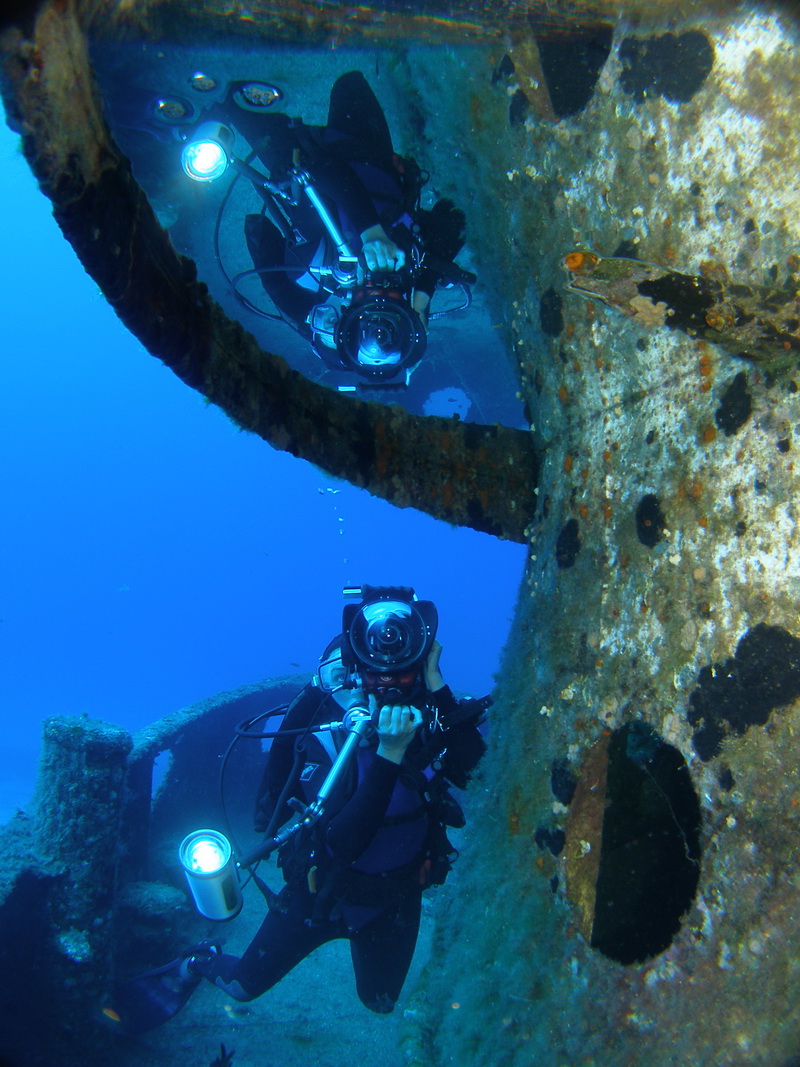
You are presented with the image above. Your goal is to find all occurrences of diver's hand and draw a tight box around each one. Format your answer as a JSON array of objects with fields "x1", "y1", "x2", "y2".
[
  {"x1": 373, "y1": 699, "x2": 423, "y2": 764},
  {"x1": 360, "y1": 224, "x2": 406, "y2": 272},
  {"x1": 424, "y1": 640, "x2": 445, "y2": 692}
]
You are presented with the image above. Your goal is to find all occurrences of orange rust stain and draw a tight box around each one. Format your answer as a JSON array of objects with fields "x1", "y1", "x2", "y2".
[
  {"x1": 706, "y1": 308, "x2": 735, "y2": 330},
  {"x1": 581, "y1": 468, "x2": 589, "y2": 481},
  {"x1": 603, "y1": 504, "x2": 612, "y2": 521},
  {"x1": 700, "y1": 380, "x2": 712, "y2": 393},
  {"x1": 564, "y1": 453, "x2": 574, "y2": 473},
  {"x1": 602, "y1": 449, "x2": 611, "y2": 463},
  {"x1": 699, "y1": 363, "x2": 713, "y2": 377},
  {"x1": 565, "y1": 251, "x2": 599, "y2": 273},
  {"x1": 566, "y1": 321, "x2": 575, "y2": 339},
  {"x1": 579, "y1": 504, "x2": 589, "y2": 519},
  {"x1": 702, "y1": 426, "x2": 717, "y2": 443},
  {"x1": 699, "y1": 516, "x2": 709, "y2": 527},
  {"x1": 558, "y1": 385, "x2": 569, "y2": 404},
  {"x1": 690, "y1": 482, "x2": 704, "y2": 498}
]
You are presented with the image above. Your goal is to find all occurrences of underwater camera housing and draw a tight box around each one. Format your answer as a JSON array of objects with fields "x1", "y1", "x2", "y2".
[
  {"x1": 311, "y1": 276, "x2": 426, "y2": 389},
  {"x1": 335, "y1": 283, "x2": 426, "y2": 382},
  {"x1": 341, "y1": 585, "x2": 438, "y2": 674}
]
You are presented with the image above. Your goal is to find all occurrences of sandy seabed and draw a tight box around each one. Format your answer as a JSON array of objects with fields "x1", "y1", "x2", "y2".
[{"x1": 115, "y1": 860, "x2": 435, "y2": 1067}]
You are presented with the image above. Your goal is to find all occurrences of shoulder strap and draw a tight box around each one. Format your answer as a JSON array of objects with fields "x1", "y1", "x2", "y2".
[{"x1": 312, "y1": 727, "x2": 339, "y2": 765}]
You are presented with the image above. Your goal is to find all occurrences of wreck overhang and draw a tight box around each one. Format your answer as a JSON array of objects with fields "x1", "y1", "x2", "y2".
[{"x1": 0, "y1": 0, "x2": 556, "y2": 542}]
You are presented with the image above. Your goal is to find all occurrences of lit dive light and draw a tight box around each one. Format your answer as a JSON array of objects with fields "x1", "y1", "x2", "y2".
[
  {"x1": 179, "y1": 828, "x2": 242, "y2": 921},
  {"x1": 181, "y1": 122, "x2": 234, "y2": 182}
]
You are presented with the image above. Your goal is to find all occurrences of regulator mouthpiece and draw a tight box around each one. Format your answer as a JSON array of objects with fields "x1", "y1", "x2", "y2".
[
  {"x1": 181, "y1": 122, "x2": 234, "y2": 181},
  {"x1": 179, "y1": 829, "x2": 242, "y2": 921}
]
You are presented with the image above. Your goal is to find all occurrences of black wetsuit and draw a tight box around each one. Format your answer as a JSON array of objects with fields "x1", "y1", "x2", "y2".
[
  {"x1": 203, "y1": 682, "x2": 487, "y2": 1013},
  {"x1": 222, "y1": 70, "x2": 465, "y2": 339}
]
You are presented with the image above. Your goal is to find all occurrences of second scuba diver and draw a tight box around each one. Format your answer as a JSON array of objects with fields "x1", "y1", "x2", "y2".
[{"x1": 209, "y1": 70, "x2": 470, "y2": 387}]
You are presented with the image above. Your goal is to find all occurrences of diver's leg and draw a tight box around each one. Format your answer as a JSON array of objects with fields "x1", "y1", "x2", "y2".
[
  {"x1": 244, "y1": 214, "x2": 316, "y2": 335},
  {"x1": 198, "y1": 891, "x2": 340, "y2": 1002},
  {"x1": 348, "y1": 890, "x2": 422, "y2": 1013},
  {"x1": 224, "y1": 107, "x2": 296, "y2": 175},
  {"x1": 326, "y1": 71, "x2": 393, "y2": 157}
]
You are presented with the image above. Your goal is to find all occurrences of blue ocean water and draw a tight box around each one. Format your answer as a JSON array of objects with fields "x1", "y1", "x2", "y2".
[{"x1": 0, "y1": 120, "x2": 526, "y2": 824}]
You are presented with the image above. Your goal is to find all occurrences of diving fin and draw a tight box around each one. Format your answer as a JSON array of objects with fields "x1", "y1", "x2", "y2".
[{"x1": 107, "y1": 956, "x2": 201, "y2": 1033}]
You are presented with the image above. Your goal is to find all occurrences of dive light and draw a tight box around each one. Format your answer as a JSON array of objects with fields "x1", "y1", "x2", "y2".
[
  {"x1": 179, "y1": 828, "x2": 242, "y2": 921},
  {"x1": 181, "y1": 122, "x2": 234, "y2": 182}
]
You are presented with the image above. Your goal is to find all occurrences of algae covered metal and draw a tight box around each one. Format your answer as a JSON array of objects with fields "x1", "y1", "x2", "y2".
[{"x1": 566, "y1": 249, "x2": 800, "y2": 368}]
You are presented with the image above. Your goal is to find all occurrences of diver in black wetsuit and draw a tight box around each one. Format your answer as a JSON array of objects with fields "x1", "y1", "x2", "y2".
[
  {"x1": 184, "y1": 586, "x2": 488, "y2": 1014},
  {"x1": 217, "y1": 70, "x2": 468, "y2": 384}
]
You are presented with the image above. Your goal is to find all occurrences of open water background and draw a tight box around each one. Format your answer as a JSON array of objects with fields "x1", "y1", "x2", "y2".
[{"x1": 0, "y1": 117, "x2": 526, "y2": 825}]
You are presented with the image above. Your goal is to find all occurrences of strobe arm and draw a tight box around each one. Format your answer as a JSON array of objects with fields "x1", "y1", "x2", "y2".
[
  {"x1": 230, "y1": 158, "x2": 355, "y2": 267},
  {"x1": 294, "y1": 169, "x2": 356, "y2": 261},
  {"x1": 230, "y1": 156, "x2": 293, "y2": 202},
  {"x1": 237, "y1": 708, "x2": 373, "y2": 869}
]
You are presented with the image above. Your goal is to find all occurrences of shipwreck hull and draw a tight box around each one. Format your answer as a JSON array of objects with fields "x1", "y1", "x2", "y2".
[{"x1": 2, "y1": 2, "x2": 800, "y2": 1065}]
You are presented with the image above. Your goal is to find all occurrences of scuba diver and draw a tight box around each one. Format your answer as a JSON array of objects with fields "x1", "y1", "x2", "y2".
[
  {"x1": 112, "y1": 585, "x2": 489, "y2": 1029},
  {"x1": 113, "y1": 588, "x2": 488, "y2": 1028},
  {"x1": 182, "y1": 70, "x2": 471, "y2": 389}
]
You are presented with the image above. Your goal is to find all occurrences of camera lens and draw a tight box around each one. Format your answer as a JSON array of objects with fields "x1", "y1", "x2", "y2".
[
  {"x1": 336, "y1": 294, "x2": 426, "y2": 377},
  {"x1": 374, "y1": 621, "x2": 403, "y2": 651},
  {"x1": 349, "y1": 600, "x2": 428, "y2": 671}
]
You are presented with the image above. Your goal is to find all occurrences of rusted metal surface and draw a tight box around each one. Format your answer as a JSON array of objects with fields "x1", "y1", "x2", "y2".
[
  {"x1": 566, "y1": 251, "x2": 800, "y2": 370},
  {"x1": 564, "y1": 730, "x2": 610, "y2": 944},
  {"x1": 77, "y1": 0, "x2": 617, "y2": 45}
]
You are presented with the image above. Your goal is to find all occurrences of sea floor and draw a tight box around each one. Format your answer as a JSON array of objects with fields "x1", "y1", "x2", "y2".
[{"x1": 113, "y1": 875, "x2": 434, "y2": 1067}]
